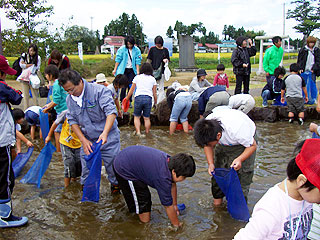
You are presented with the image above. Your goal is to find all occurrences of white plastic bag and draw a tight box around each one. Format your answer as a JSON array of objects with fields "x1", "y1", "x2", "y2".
[
  {"x1": 29, "y1": 74, "x2": 40, "y2": 89},
  {"x1": 17, "y1": 67, "x2": 32, "y2": 82},
  {"x1": 164, "y1": 62, "x2": 171, "y2": 81}
]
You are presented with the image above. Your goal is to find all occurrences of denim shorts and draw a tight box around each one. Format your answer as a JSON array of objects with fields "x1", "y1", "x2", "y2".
[
  {"x1": 55, "y1": 123, "x2": 63, "y2": 133},
  {"x1": 170, "y1": 95, "x2": 192, "y2": 122},
  {"x1": 134, "y1": 95, "x2": 152, "y2": 118},
  {"x1": 25, "y1": 110, "x2": 40, "y2": 126}
]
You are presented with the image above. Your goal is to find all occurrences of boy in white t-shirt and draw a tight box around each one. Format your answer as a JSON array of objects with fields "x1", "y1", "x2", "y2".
[
  {"x1": 234, "y1": 139, "x2": 320, "y2": 240},
  {"x1": 125, "y1": 63, "x2": 157, "y2": 136},
  {"x1": 194, "y1": 107, "x2": 257, "y2": 206}
]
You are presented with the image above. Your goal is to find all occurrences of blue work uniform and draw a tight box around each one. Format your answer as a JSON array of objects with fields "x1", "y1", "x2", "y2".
[{"x1": 66, "y1": 79, "x2": 120, "y2": 185}]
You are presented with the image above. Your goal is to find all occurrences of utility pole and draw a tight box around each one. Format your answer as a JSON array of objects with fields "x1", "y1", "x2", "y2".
[
  {"x1": 283, "y1": 2, "x2": 285, "y2": 35},
  {"x1": 90, "y1": 17, "x2": 93, "y2": 32}
]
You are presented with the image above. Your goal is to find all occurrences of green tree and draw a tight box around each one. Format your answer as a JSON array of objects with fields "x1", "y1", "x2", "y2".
[
  {"x1": 287, "y1": 0, "x2": 320, "y2": 40},
  {"x1": 226, "y1": 25, "x2": 236, "y2": 40},
  {"x1": 234, "y1": 27, "x2": 246, "y2": 39},
  {"x1": 222, "y1": 25, "x2": 228, "y2": 40},
  {"x1": 64, "y1": 25, "x2": 97, "y2": 53},
  {"x1": 166, "y1": 26, "x2": 174, "y2": 38},
  {"x1": 0, "y1": 0, "x2": 53, "y2": 44},
  {"x1": 103, "y1": 13, "x2": 146, "y2": 46}
]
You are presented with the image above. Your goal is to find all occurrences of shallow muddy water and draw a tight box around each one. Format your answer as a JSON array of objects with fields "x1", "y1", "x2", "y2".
[{"x1": 1, "y1": 121, "x2": 313, "y2": 240}]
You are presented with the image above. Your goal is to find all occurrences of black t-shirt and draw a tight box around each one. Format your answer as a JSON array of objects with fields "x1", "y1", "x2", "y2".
[{"x1": 147, "y1": 46, "x2": 170, "y2": 73}]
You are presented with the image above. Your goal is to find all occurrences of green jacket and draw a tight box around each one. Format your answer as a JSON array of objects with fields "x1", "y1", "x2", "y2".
[{"x1": 263, "y1": 45, "x2": 284, "y2": 75}]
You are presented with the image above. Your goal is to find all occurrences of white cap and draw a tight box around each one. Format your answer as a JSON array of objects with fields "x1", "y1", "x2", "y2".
[{"x1": 96, "y1": 73, "x2": 107, "y2": 83}]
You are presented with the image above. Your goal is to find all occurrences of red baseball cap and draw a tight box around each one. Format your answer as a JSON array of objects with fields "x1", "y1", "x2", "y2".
[
  {"x1": 0, "y1": 55, "x2": 17, "y2": 75},
  {"x1": 296, "y1": 138, "x2": 320, "y2": 190}
]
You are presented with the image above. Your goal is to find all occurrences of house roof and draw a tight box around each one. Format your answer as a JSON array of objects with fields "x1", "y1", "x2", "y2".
[{"x1": 205, "y1": 43, "x2": 218, "y2": 49}]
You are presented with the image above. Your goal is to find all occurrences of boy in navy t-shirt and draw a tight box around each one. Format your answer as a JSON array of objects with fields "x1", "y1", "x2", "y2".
[{"x1": 113, "y1": 146, "x2": 196, "y2": 228}]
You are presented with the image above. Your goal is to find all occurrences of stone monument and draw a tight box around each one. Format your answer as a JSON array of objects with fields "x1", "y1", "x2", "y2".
[{"x1": 176, "y1": 35, "x2": 197, "y2": 72}]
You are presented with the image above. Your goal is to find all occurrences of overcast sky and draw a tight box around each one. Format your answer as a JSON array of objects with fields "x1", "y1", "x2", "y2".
[{"x1": 1, "y1": 0, "x2": 319, "y2": 41}]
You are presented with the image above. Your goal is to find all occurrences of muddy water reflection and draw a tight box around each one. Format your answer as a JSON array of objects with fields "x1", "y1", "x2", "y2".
[{"x1": 1, "y1": 122, "x2": 312, "y2": 240}]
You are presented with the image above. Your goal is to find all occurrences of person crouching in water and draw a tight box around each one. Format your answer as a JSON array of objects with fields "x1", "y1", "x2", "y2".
[{"x1": 166, "y1": 87, "x2": 192, "y2": 134}]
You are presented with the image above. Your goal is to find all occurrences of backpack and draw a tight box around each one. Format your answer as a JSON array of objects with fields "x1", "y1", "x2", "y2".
[{"x1": 12, "y1": 57, "x2": 22, "y2": 76}]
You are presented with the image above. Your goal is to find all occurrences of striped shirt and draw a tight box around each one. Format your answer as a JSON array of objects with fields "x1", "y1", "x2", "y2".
[{"x1": 308, "y1": 204, "x2": 320, "y2": 240}]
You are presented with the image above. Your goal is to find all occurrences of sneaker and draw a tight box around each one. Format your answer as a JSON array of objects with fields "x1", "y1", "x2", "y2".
[
  {"x1": 298, "y1": 118, "x2": 304, "y2": 125},
  {"x1": 262, "y1": 103, "x2": 268, "y2": 108},
  {"x1": 289, "y1": 119, "x2": 294, "y2": 124},
  {"x1": 111, "y1": 184, "x2": 121, "y2": 194},
  {"x1": 0, "y1": 214, "x2": 28, "y2": 228}
]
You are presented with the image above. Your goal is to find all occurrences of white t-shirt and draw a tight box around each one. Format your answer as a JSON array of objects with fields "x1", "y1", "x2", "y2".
[
  {"x1": 107, "y1": 84, "x2": 119, "y2": 100},
  {"x1": 24, "y1": 106, "x2": 42, "y2": 115},
  {"x1": 133, "y1": 74, "x2": 157, "y2": 98},
  {"x1": 234, "y1": 184, "x2": 313, "y2": 240},
  {"x1": 126, "y1": 49, "x2": 133, "y2": 68},
  {"x1": 228, "y1": 94, "x2": 254, "y2": 109},
  {"x1": 71, "y1": 83, "x2": 85, "y2": 107},
  {"x1": 206, "y1": 108, "x2": 255, "y2": 147}
]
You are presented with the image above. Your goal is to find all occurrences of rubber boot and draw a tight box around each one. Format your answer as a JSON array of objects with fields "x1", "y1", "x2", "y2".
[{"x1": 0, "y1": 201, "x2": 28, "y2": 228}]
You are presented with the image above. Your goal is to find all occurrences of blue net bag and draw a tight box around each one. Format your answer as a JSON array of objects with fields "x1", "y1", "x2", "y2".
[
  {"x1": 39, "y1": 110, "x2": 50, "y2": 142},
  {"x1": 20, "y1": 142, "x2": 56, "y2": 188},
  {"x1": 82, "y1": 141, "x2": 102, "y2": 203},
  {"x1": 213, "y1": 168, "x2": 250, "y2": 221},
  {"x1": 12, "y1": 147, "x2": 34, "y2": 178},
  {"x1": 301, "y1": 72, "x2": 318, "y2": 105}
]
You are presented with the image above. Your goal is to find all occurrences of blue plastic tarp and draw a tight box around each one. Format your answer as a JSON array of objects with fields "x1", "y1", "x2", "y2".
[
  {"x1": 20, "y1": 142, "x2": 56, "y2": 188},
  {"x1": 39, "y1": 110, "x2": 50, "y2": 142},
  {"x1": 301, "y1": 72, "x2": 318, "y2": 105},
  {"x1": 12, "y1": 147, "x2": 34, "y2": 178},
  {"x1": 213, "y1": 168, "x2": 250, "y2": 221},
  {"x1": 82, "y1": 141, "x2": 102, "y2": 203}
]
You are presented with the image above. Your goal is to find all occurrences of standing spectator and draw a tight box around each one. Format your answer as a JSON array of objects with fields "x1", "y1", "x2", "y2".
[
  {"x1": 112, "y1": 36, "x2": 142, "y2": 104},
  {"x1": 59, "y1": 69, "x2": 121, "y2": 194},
  {"x1": 0, "y1": 55, "x2": 28, "y2": 228},
  {"x1": 263, "y1": 36, "x2": 284, "y2": 82},
  {"x1": 189, "y1": 69, "x2": 212, "y2": 101},
  {"x1": 297, "y1": 36, "x2": 320, "y2": 83},
  {"x1": 231, "y1": 36, "x2": 257, "y2": 94},
  {"x1": 147, "y1": 36, "x2": 170, "y2": 103},
  {"x1": 19, "y1": 43, "x2": 41, "y2": 108},
  {"x1": 48, "y1": 49, "x2": 71, "y2": 71}
]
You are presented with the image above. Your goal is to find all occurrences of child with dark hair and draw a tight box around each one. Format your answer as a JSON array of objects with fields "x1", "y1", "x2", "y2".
[
  {"x1": 12, "y1": 108, "x2": 34, "y2": 154},
  {"x1": 194, "y1": 108, "x2": 257, "y2": 206},
  {"x1": 0, "y1": 55, "x2": 28, "y2": 228},
  {"x1": 281, "y1": 63, "x2": 308, "y2": 125},
  {"x1": 261, "y1": 66, "x2": 286, "y2": 107},
  {"x1": 45, "y1": 110, "x2": 81, "y2": 188},
  {"x1": 125, "y1": 63, "x2": 157, "y2": 136},
  {"x1": 234, "y1": 139, "x2": 320, "y2": 239},
  {"x1": 24, "y1": 106, "x2": 42, "y2": 140},
  {"x1": 166, "y1": 87, "x2": 192, "y2": 134},
  {"x1": 113, "y1": 145, "x2": 196, "y2": 228},
  {"x1": 213, "y1": 64, "x2": 229, "y2": 90},
  {"x1": 43, "y1": 64, "x2": 67, "y2": 152},
  {"x1": 107, "y1": 74, "x2": 129, "y2": 118}
]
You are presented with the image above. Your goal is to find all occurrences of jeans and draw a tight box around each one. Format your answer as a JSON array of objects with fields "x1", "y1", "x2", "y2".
[
  {"x1": 170, "y1": 95, "x2": 192, "y2": 122},
  {"x1": 261, "y1": 90, "x2": 271, "y2": 105},
  {"x1": 134, "y1": 95, "x2": 152, "y2": 117}
]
